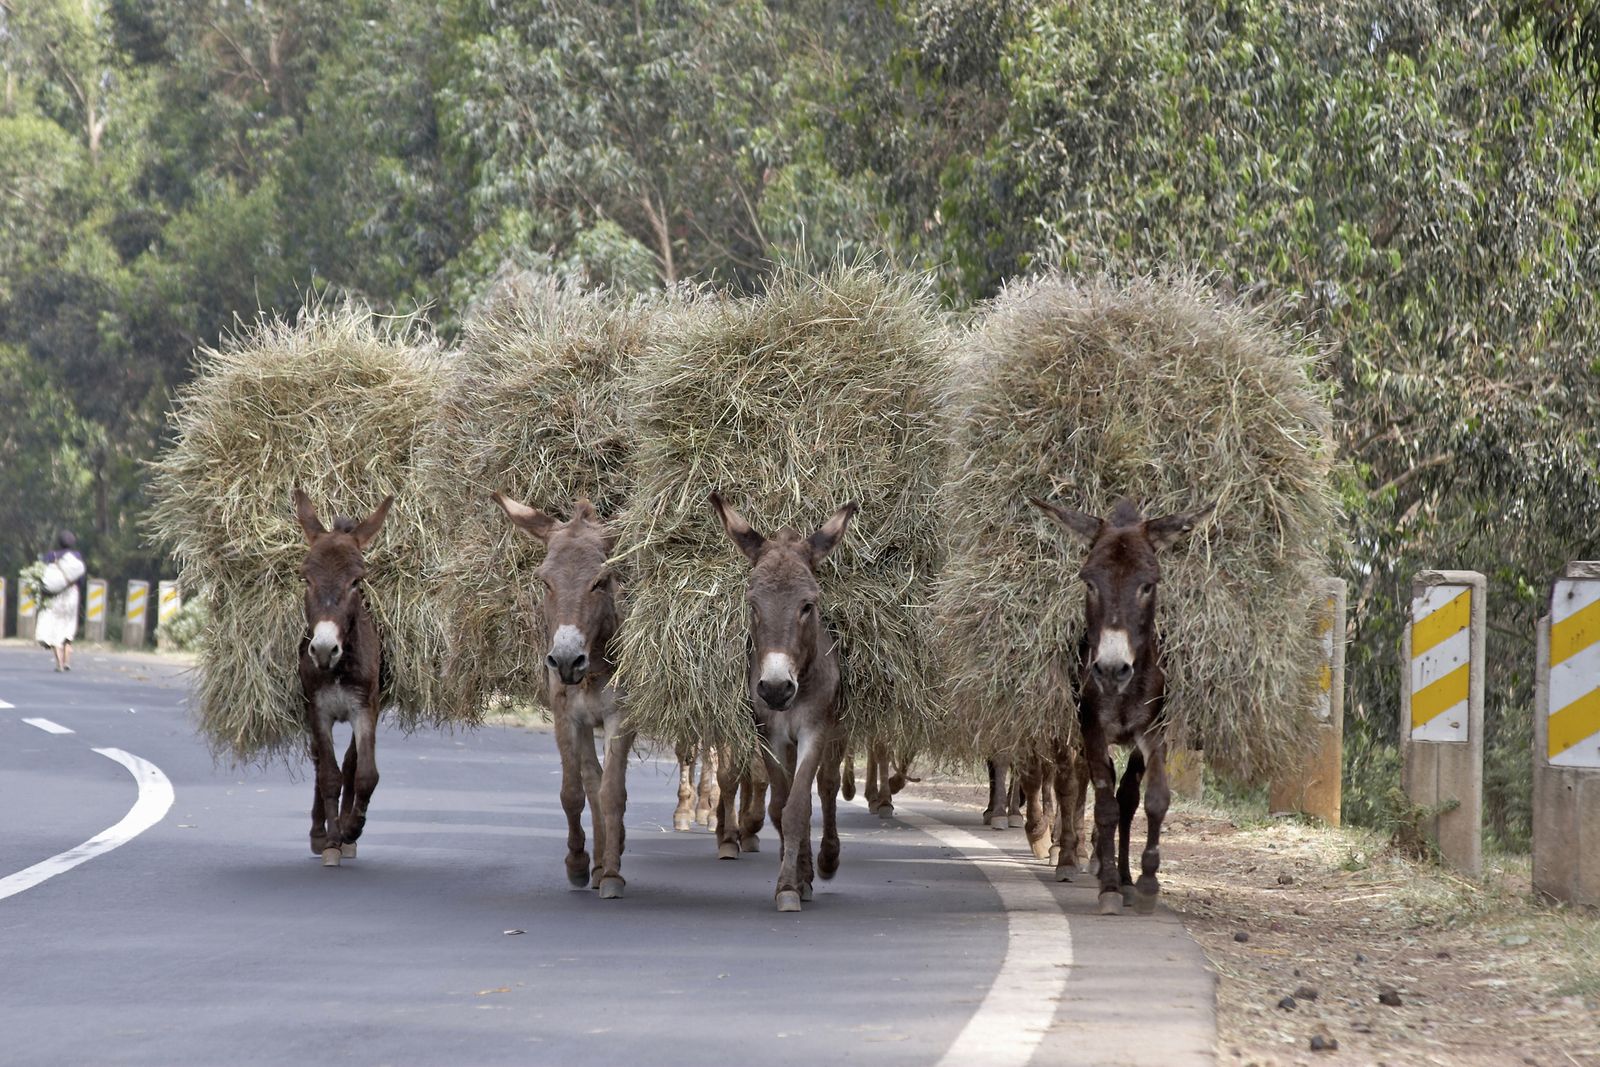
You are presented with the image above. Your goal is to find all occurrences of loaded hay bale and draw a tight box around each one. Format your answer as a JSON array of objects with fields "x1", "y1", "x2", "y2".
[
  {"x1": 935, "y1": 274, "x2": 1339, "y2": 778},
  {"x1": 613, "y1": 265, "x2": 949, "y2": 761},
  {"x1": 422, "y1": 283, "x2": 664, "y2": 718},
  {"x1": 147, "y1": 300, "x2": 453, "y2": 764}
]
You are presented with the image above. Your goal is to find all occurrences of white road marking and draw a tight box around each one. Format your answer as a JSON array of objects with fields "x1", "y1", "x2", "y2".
[
  {"x1": 22, "y1": 718, "x2": 74, "y2": 735},
  {"x1": 0, "y1": 699, "x2": 14, "y2": 708},
  {"x1": 0, "y1": 747, "x2": 175, "y2": 903},
  {"x1": 850, "y1": 796, "x2": 1073, "y2": 1067}
]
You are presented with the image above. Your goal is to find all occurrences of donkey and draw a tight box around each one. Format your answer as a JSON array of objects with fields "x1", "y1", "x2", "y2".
[
  {"x1": 710, "y1": 491, "x2": 854, "y2": 912},
  {"x1": 673, "y1": 742, "x2": 719, "y2": 832},
  {"x1": 293, "y1": 489, "x2": 392, "y2": 868},
  {"x1": 844, "y1": 740, "x2": 916, "y2": 818},
  {"x1": 1030, "y1": 495, "x2": 1211, "y2": 915},
  {"x1": 493, "y1": 492, "x2": 634, "y2": 899}
]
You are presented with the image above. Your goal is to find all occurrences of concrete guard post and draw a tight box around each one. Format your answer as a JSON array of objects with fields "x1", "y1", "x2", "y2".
[
  {"x1": 17, "y1": 575, "x2": 38, "y2": 642},
  {"x1": 1533, "y1": 561, "x2": 1600, "y2": 906},
  {"x1": 84, "y1": 578, "x2": 107, "y2": 642},
  {"x1": 1271, "y1": 578, "x2": 1346, "y2": 824},
  {"x1": 0, "y1": 576, "x2": 7, "y2": 639},
  {"x1": 124, "y1": 580, "x2": 149, "y2": 649},
  {"x1": 156, "y1": 580, "x2": 181, "y2": 641},
  {"x1": 1400, "y1": 569, "x2": 1485, "y2": 876}
]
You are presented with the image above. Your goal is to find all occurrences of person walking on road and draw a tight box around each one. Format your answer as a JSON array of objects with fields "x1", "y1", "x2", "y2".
[{"x1": 36, "y1": 530, "x2": 86, "y2": 672}]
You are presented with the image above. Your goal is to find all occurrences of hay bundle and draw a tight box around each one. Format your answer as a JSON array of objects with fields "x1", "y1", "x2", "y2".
[
  {"x1": 936, "y1": 275, "x2": 1339, "y2": 777},
  {"x1": 147, "y1": 301, "x2": 453, "y2": 764},
  {"x1": 423, "y1": 284, "x2": 663, "y2": 717},
  {"x1": 613, "y1": 266, "x2": 949, "y2": 759}
]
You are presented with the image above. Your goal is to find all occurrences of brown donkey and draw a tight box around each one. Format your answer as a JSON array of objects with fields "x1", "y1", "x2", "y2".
[
  {"x1": 1031, "y1": 495, "x2": 1211, "y2": 915},
  {"x1": 294, "y1": 489, "x2": 392, "y2": 868},
  {"x1": 710, "y1": 491, "x2": 854, "y2": 912},
  {"x1": 494, "y1": 493, "x2": 635, "y2": 899}
]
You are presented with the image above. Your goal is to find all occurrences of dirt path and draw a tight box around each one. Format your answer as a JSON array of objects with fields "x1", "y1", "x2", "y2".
[{"x1": 903, "y1": 776, "x2": 1600, "y2": 1067}]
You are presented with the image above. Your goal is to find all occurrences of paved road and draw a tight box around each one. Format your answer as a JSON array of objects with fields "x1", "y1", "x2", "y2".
[{"x1": 0, "y1": 644, "x2": 1212, "y2": 1066}]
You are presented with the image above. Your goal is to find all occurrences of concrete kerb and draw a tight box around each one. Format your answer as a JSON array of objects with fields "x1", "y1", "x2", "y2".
[
  {"x1": 1533, "y1": 561, "x2": 1600, "y2": 907},
  {"x1": 1399, "y1": 569, "x2": 1485, "y2": 877}
]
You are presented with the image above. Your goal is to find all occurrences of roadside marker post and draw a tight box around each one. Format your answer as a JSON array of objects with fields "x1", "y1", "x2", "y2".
[
  {"x1": 1270, "y1": 578, "x2": 1346, "y2": 824},
  {"x1": 0, "y1": 577, "x2": 8, "y2": 638},
  {"x1": 1399, "y1": 569, "x2": 1485, "y2": 876},
  {"x1": 124, "y1": 580, "x2": 149, "y2": 649},
  {"x1": 85, "y1": 578, "x2": 107, "y2": 642},
  {"x1": 1533, "y1": 561, "x2": 1600, "y2": 906},
  {"x1": 17, "y1": 574, "x2": 38, "y2": 642},
  {"x1": 156, "y1": 580, "x2": 181, "y2": 639}
]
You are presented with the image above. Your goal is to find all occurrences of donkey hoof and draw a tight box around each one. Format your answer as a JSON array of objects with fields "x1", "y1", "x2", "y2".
[
  {"x1": 739, "y1": 835, "x2": 760, "y2": 853},
  {"x1": 1121, "y1": 884, "x2": 1138, "y2": 906},
  {"x1": 1087, "y1": 857, "x2": 1102, "y2": 878},
  {"x1": 800, "y1": 882, "x2": 814, "y2": 902},
  {"x1": 1048, "y1": 845, "x2": 1062, "y2": 867},
  {"x1": 716, "y1": 841, "x2": 740, "y2": 860},
  {"x1": 673, "y1": 815, "x2": 693, "y2": 832},
  {"x1": 1055, "y1": 864, "x2": 1076, "y2": 883},
  {"x1": 875, "y1": 804, "x2": 894, "y2": 819},
  {"x1": 340, "y1": 842, "x2": 357, "y2": 858},
  {"x1": 1133, "y1": 888, "x2": 1158, "y2": 915},
  {"x1": 1098, "y1": 891, "x2": 1124, "y2": 916},
  {"x1": 1030, "y1": 838, "x2": 1052, "y2": 861},
  {"x1": 321, "y1": 848, "x2": 342, "y2": 868},
  {"x1": 598, "y1": 877, "x2": 625, "y2": 900},
  {"x1": 567, "y1": 852, "x2": 591, "y2": 888},
  {"x1": 990, "y1": 815, "x2": 1009, "y2": 831},
  {"x1": 775, "y1": 890, "x2": 803, "y2": 913}
]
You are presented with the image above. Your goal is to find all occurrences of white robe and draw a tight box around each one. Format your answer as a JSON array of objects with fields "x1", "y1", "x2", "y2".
[{"x1": 35, "y1": 552, "x2": 86, "y2": 649}]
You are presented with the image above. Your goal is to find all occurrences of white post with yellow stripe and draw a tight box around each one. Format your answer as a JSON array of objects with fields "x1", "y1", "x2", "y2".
[
  {"x1": 1270, "y1": 578, "x2": 1346, "y2": 824},
  {"x1": 1534, "y1": 561, "x2": 1600, "y2": 906},
  {"x1": 124, "y1": 579, "x2": 150, "y2": 649},
  {"x1": 1400, "y1": 569, "x2": 1484, "y2": 876},
  {"x1": 17, "y1": 572, "x2": 39, "y2": 642},
  {"x1": 0, "y1": 576, "x2": 8, "y2": 639},
  {"x1": 84, "y1": 578, "x2": 107, "y2": 642},
  {"x1": 156, "y1": 580, "x2": 181, "y2": 632}
]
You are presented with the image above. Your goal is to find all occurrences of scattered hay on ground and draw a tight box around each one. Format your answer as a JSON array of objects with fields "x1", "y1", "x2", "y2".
[
  {"x1": 613, "y1": 265, "x2": 950, "y2": 761},
  {"x1": 422, "y1": 283, "x2": 669, "y2": 718},
  {"x1": 935, "y1": 274, "x2": 1339, "y2": 775},
  {"x1": 147, "y1": 300, "x2": 452, "y2": 764}
]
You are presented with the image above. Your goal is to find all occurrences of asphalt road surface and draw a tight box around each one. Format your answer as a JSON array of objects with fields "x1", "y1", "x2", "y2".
[{"x1": 0, "y1": 644, "x2": 1213, "y2": 1066}]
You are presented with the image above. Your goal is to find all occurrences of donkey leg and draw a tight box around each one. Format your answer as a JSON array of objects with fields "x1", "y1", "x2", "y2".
[
  {"x1": 311, "y1": 726, "x2": 344, "y2": 867},
  {"x1": 1023, "y1": 759, "x2": 1052, "y2": 861},
  {"x1": 1116, "y1": 748, "x2": 1145, "y2": 902},
  {"x1": 817, "y1": 732, "x2": 844, "y2": 881},
  {"x1": 309, "y1": 777, "x2": 328, "y2": 855},
  {"x1": 574, "y1": 722, "x2": 606, "y2": 888},
  {"x1": 338, "y1": 735, "x2": 358, "y2": 825},
  {"x1": 1051, "y1": 746, "x2": 1082, "y2": 881},
  {"x1": 986, "y1": 757, "x2": 1011, "y2": 829},
  {"x1": 1134, "y1": 742, "x2": 1170, "y2": 915},
  {"x1": 841, "y1": 750, "x2": 856, "y2": 802},
  {"x1": 340, "y1": 707, "x2": 380, "y2": 853},
  {"x1": 1085, "y1": 734, "x2": 1122, "y2": 913},
  {"x1": 868, "y1": 741, "x2": 891, "y2": 817},
  {"x1": 714, "y1": 754, "x2": 743, "y2": 860},
  {"x1": 778, "y1": 735, "x2": 823, "y2": 911},
  {"x1": 553, "y1": 706, "x2": 590, "y2": 888},
  {"x1": 673, "y1": 742, "x2": 696, "y2": 832},
  {"x1": 738, "y1": 763, "x2": 767, "y2": 852},
  {"x1": 695, "y1": 744, "x2": 719, "y2": 827},
  {"x1": 596, "y1": 725, "x2": 635, "y2": 899}
]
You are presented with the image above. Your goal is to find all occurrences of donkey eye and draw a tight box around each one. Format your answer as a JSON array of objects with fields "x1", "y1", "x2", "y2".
[
  {"x1": 590, "y1": 575, "x2": 609, "y2": 592},
  {"x1": 1138, "y1": 583, "x2": 1154, "y2": 598},
  {"x1": 800, "y1": 602, "x2": 815, "y2": 617}
]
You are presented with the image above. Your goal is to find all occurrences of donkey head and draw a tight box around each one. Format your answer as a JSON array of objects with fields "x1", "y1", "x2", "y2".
[
  {"x1": 710, "y1": 491, "x2": 857, "y2": 712},
  {"x1": 294, "y1": 489, "x2": 392, "y2": 671},
  {"x1": 493, "y1": 492, "x2": 618, "y2": 687},
  {"x1": 1030, "y1": 496, "x2": 1212, "y2": 695}
]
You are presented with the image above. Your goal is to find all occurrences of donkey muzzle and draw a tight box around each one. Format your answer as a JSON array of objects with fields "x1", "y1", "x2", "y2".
[
  {"x1": 757, "y1": 677, "x2": 797, "y2": 710},
  {"x1": 547, "y1": 625, "x2": 589, "y2": 686},
  {"x1": 308, "y1": 621, "x2": 343, "y2": 670}
]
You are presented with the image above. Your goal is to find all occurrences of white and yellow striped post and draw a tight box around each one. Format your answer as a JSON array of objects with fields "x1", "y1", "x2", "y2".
[
  {"x1": 123, "y1": 579, "x2": 149, "y2": 649},
  {"x1": 156, "y1": 580, "x2": 181, "y2": 635},
  {"x1": 1533, "y1": 561, "x2": 1600, "y2": 905},
  {"x1": 17, "y1": 573, "x2": 39, "y2": 642},
  {"x1": 1399, "y1": 569, "x2": 1485, "y2": 876},
  {"x1": 1271, "y1": 578, "x2": 1346, "y2": 824},
  {"x1": 0, "y1": 576, "x2": 8, "y2": 639},
  {"x1": 84, "y1": 578, "x2": 107, "y2": 642}
]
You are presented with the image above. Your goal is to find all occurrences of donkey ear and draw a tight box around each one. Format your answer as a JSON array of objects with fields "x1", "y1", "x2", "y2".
[
  {"x1": 351, "y1": 495, "x2": 394, "y2": 550},
  {"x1": 492, "y1": 491, "x2": 556, "y2": 543},
  {"x1": 292, "y1": 488, "x2": 326, "y2": 544},
  {"x1": 1029, "y1": 497, "x2": 1100, "y2": 544},
  {"x1": 808, "y1": 501, "x2": 858, "y2": 564},
  {"x1": 709, "y1": 490, "x2": 765, "y2": 564},
  {"x1": 1145, "y1": 501, "x2": 1215, "y2": 550}
]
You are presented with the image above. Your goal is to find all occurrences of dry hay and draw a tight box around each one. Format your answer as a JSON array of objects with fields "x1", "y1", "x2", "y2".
[
  {"x1": 935, "y1": 274, "x2": 1339, "y2": 777},
  {"x1": 613, "y1": 265, "x2": 949, "y2": 760},
  {"x1": 422, "y1": 283, "x2": 666, "y2": 718},
  {"x1": 147, "y1": 301, "x2": 453, "y2": 764}
]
